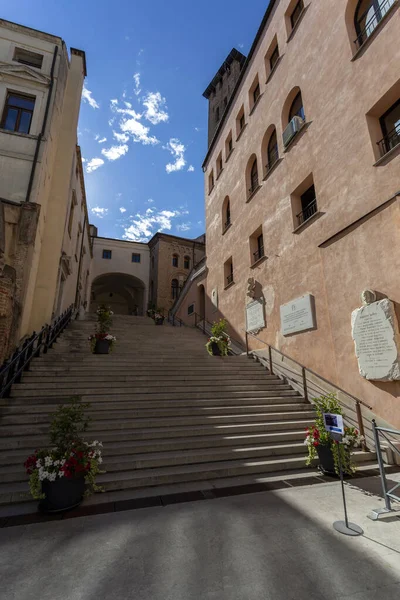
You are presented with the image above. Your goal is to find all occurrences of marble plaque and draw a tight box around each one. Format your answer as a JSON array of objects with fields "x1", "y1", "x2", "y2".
[
  {"x1": 351, "y1": 299, "x2": 400, "y2": 381},
  {"x1": 246, "y1": 299, "x2": 265, "y2": 333},
  {"x1": 211, "y1": 288, "x2": 218, "y2": 310},
  {"x1": 280, "y1": 294, "x2": 315, "y2": 336}
]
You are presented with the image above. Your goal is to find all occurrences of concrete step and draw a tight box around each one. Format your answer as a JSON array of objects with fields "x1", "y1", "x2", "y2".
[
  {"x1": 20, "y1": 372, "x2": 278, "y2": 383},
  {"x1": 0, "y1": 410, "x2": 316, "y2": 434},
  {"x1": 10, "y1": 388, "x2": 301, "y2": 400},
  {"x1": 0, "y1": 443, "x2": 308, "y2": 482},
  {"x1": 0, "y1": 419, "x2": 314, "y2": 448},
  {"x1": 0, "y1": 404, "x2": 313, "y2": 424},
  {"x1": 0, "y1": 431, "x2": 308, "y2": 465},
  {"x1": 1, "y1": 396, "x2": 307, "y2": 413}
]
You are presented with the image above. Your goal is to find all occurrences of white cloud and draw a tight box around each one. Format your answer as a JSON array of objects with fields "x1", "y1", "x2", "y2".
[
  {"x1": 123, "y1": 208, "x2": 184, "y2": 242},
  {"x1": 82, "y1": 85, "x2": 99, "y2": 109},
  {"x1": 98, "y1": 137, "x2": 107, "y2": 144},
  {"x1": 194, "y1": 127, "x2": 201, "y2": 132},
  {"x1": 120, "y1": 117, "x2": 158, "y2": 145},
  {"x1": 101, "y1": 144, "x2": 129, "y2": 161},
  {"x1": 142, "y1": 91, "x2": 169, "y2": 125},
  {"x1": 165, "y1": 138, "x2": 186, "y2": 173},
  {"x1": 133, "y1": 73, "x2": 141, "y2": 96},
  {"x1": 113, "y1": 131, "x2": 129, "y2": 143},
  {"x1": 91, "y1": 206, "x2": 108, "y2": 218},
  {"x1": 187, "y1": 165, "x2": 195, "y2": 172},
  {"x1": 111, "y1": 100, "x2": 158, "y2": 145},
  {"x1": 147, "y1": 198, "x2": 154, "y2": 203},
  {"x1": 177, "y1": 222, "x2": 191, "y2": 232},
  {"x1": 86, "y1": 158, "x2": 104, "y2": 173},
  {"x1": 120, "y1": 207, "x2": 127, "y2": 213}
]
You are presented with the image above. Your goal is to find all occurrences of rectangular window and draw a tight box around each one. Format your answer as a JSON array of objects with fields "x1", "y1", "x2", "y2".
[
  {"x1": 188, "y1": 303, "x2": 194, "y2": 315},
  {"x1": 225, "y1": 132, "x2": 233, "y2": 159},
  {"x1": 13, "y1": 47, "x2": 43, "y2": 69},
  {"x1": 270, "y1": 45, "x2": 280, "y2": 71},
  {"x1": 240, "y1": 113, "x2": 245, "y2": 130},
  {"x1": 67, "y1": 192, "x2": 77, "y2": 237},
  {"x1": 250, "y1": 226, "x2": 265, "y2": 265},
  {"x1": 102, "y1": 249, "x2": 112, "y2": 259},
  {"x1": 291, "y1": 0, "x2": 304, "y2": 29},
  {"x1": 236, "y1": 106, "x2": 246, "y2": 138},
  {"x1": 132, "y1": 253, "x2": 141, "y2": 263},
  {"x1": 209, "y1": 170, "x2": 214, "y2": 193},
  {"x1": 1, "y1": 92, "x2": 35, "y2": 134},
  {"x1": 224, "y1": 257, "x2": 234, "y2": 288}
]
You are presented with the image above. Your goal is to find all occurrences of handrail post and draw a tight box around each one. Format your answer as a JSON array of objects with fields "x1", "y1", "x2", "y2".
[
  {"x1": 302, "y1": 367, "x2": 308, "y2": 402},
  {"x1": 372, "y1": 420, "x2": 391, "y2": 512},
  {"x1": 245, "y1": 331, "x2": 249, "y2": 357},
  {"x1": 203, "y1": 318, "x2": 206, "y2": 335},
  {"x1": 356, "y1": 400, "x2": 367, "y2": 451},
  {"x1": 268, "y1": 345, "x2": 273, "y2": 374}
]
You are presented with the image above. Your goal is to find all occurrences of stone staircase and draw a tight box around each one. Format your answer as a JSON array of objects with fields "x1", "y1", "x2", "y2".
[{"x1": 0, "y1": 315, "x2": 372, "y2": 511}]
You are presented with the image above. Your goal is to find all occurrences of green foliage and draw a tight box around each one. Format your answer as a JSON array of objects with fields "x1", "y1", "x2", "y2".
[
  {"x1": 211, "y1": 319, "x2": 227, "y2": 337},
  {"x1": 305, "y1": 393, "x2": 363, "y2": 476},
  {"x1": 96, "y1": 304, "x2": 113, "y2": 333},
  {"x1": 28, "y1": 469, "x2": 44, "y2": 500},
  {"x1": 49, "y1": 396, "x2": 90, "y2": 453}
]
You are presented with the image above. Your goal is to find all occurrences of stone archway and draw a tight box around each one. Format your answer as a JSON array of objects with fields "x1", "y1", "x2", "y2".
[{"x1": 90, "y1": 272, "x2": 146, "y2": 316}]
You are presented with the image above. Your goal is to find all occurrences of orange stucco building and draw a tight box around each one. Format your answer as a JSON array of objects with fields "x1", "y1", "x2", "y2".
[{"x1": 175, "y1": 0, "x2": 400, "y2": 427}]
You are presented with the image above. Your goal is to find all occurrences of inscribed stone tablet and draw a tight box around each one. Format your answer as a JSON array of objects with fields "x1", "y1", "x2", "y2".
[
  {"x1": 351, "y1": 299, "x2": 400, "y2": 381},
  {"x1": 280, "y1": 294, "x2": 315, "y2": 336},
  {"x1": 246, "y1": 299, "x2": 265, "y2": 333}
]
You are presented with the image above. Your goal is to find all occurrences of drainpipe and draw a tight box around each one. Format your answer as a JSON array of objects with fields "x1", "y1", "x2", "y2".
[
  {"x1": 26, "y1": 45, "x2": 58, "y2": 203},
  {"x1": 74, "y1": 211, "x2": 87, "y2": 310}
]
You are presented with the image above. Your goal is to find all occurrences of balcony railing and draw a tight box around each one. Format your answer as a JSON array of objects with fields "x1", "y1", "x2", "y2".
[
  {"x1": 248, "y1": 179, "x2": 259, "y2": 197},
  {"x1": 354, "y1": 0, "x2": 395, "y2": 48},
  {"x1": 296, "y1": 198, "x2": 317, "y2": 227},
  {"x1": 226, "y1": 273, "x2": 234, "y2": 286},
  {"x1": 252, "y1": 246, "x2": 264, "y2": 264},
  {"x1": 377, "y1": 125, "x2": 400, "y2": 157}
]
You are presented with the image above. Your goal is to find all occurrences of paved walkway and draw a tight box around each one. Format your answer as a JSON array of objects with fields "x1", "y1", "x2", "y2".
[{"x1": 0, "y1": 477, "x2": 399, "y2": 600}]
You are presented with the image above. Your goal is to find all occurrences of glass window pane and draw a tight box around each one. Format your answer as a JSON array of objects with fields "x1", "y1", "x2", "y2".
[
  {"x1": 8, "y1": 95, "x2": 35, "y2": 110},
  {"x1": 18, "y1": 110, "x2": 32, "y2": 134},
  {"x1": 383, "y1": 102, "x2": 400, "y2": 134},
  {"x1": 4, "y1": 108, "x2": 18, "y2": 131}
]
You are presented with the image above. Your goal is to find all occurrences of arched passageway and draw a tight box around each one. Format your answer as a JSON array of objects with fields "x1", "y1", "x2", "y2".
[{"x1": 90, "y1": 273, "x2": 146, "y2": 315}]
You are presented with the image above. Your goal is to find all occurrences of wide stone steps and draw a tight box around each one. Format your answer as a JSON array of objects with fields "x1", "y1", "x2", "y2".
[{"x1": 0, "y1": 314, "x2": 374, "y2": 513}]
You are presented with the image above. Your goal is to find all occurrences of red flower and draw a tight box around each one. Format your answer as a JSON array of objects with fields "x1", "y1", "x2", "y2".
[{"x1": 313, "y1": 441, "x2": 319, "y2": 447}]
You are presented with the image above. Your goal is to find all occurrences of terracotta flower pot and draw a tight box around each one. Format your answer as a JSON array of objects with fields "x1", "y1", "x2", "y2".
[{"x1": 39, "y1": 475, "x2": 85, "y2": 513}]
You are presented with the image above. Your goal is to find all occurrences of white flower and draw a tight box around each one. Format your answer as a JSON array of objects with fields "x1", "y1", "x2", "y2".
[
  {"x1": 36, "y1": 460, "x2": 42, "y2": 468},
  {"x1": 58, "y1": 471, "x2": 64, "y2": 478},
  {"x1": 44, "y1": 456, "x2": 53, "y2": 467},
  {"x1": 98, "y1": 457, "x2": 103, "y2": 464}
]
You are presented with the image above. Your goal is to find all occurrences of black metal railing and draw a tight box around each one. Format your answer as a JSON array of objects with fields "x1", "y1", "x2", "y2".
[
  {"x1": 296, "y1": 199, "x2": 317, "y2": 226},
  {"x1": 194, "y1": 312, "x2": 244, "y2": 355},
  {"x1": 226, "y1": 273, "x2": 234, "y2": 286},
  {"x1": 167, "y1": 310, "x2": 183, "y2": 327},
  {"x1": 252, "y1": 246, "x2": 265, "y2": 264},
  {"x1": 223, "y1": 217, "x2": 231, "y2": 231},
  {"x1": 354, "y1": 0, "x2": 395, "y2": 48},
  {"x1": 0, "y1": 305, "x2": 74, "y2": 398},
  {"x1": 266, "y1": 148, "x2": 279, "y2": 174},
  {"x1": 369, "y1": 420, "x2": 400, "y2": 520},
  {"x1": 248, "y1": 180, "x2": 259, "y2": 197},
  {"x1": 244, "y1": 329, "x2": 371, "y2": 451},
  {"x1": 377, "y1": 125, "x2": 400, "y2": 157}
]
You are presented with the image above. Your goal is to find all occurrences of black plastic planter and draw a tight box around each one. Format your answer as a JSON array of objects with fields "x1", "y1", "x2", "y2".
[
  {"x1": 211, "y1": 342, "x2": 221, "y2": 356},
  {"x1": 155, "y1": 318, "x2": 164, "y2": 326},
  {"x1": 316, "y1": 444, "x2": 336, "y2": 476},
  {"x1": 39, "y1": 476, "x2": 85, "y2": 513},
  {"x1": 94, "y1": 339, "x2": 110, "y2": 354}
]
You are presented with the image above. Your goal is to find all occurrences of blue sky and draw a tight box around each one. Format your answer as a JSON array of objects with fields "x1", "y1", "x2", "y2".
[{"x1": 4, "y1": 0, "x2": 269, "y2": 241}]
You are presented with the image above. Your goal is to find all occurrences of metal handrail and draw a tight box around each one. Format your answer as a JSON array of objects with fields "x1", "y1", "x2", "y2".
[
  {"x1": 369, "y1": 420, "x2": 400, "y2": 520},
  {"x1": 226, "y1": 273, "x2": 234, "y2": 286},
  {"x1": 194, "y1": 312, "x2": 244, "y2": 355},
  {"x1": 244, "y1": 329, "x2": 371, "y2": 449},
  {"x1": 0, "y1": 305, "x2": 74, "y2": 398},
  {"x1": 252, "y1": 246, "x2": 265, "y2": 263},
  {"x1": 166, "y1": 310, "x2": 183, "y2": 327}
]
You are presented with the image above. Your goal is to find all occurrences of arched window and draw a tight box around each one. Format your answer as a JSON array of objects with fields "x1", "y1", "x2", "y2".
[
  {"x1": 250, "y1": 159, "x2": 259, "y2": 194},
  {"x1": 354, "y1": 0, "x2": 395, "y2": 46},
  {"x1": 289, "y1": 91, "x2": 305, "y2": 122},
  {"x1": 171, "y1": 279, "x2": 179, "y2": 299},
  {"x1": 222, "y1": 196, "x2": 231, "y2": 232},
  {"x1": 172, "y1": 254, "x2": 179, "y2": 268},
  {"x1": 267, "y1": 129, "x2": 279, "y2": 171},
  {"x1": 184, "y1": 256, "x2": 190, "y2": 270}
]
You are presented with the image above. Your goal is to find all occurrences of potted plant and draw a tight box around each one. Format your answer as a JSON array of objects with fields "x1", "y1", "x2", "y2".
[
  {"x1": 96, "y1": 304, "x2": 114, "y2": 330},
  {"x1": 154, "y1": 312, "x2": 164, "y2": 325},
  {"x1": 305, "y1": 393, "x2": 364, "y2": 476},
  {"x1": 88, "y1": 332, "x2": 117, "y2": 354},
  {"x1": 205, "y1": 319, "x2": 231, "y2": 356},
  {"x1": 24, "y1": 398, "x2": 104, "y2": 513}
]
